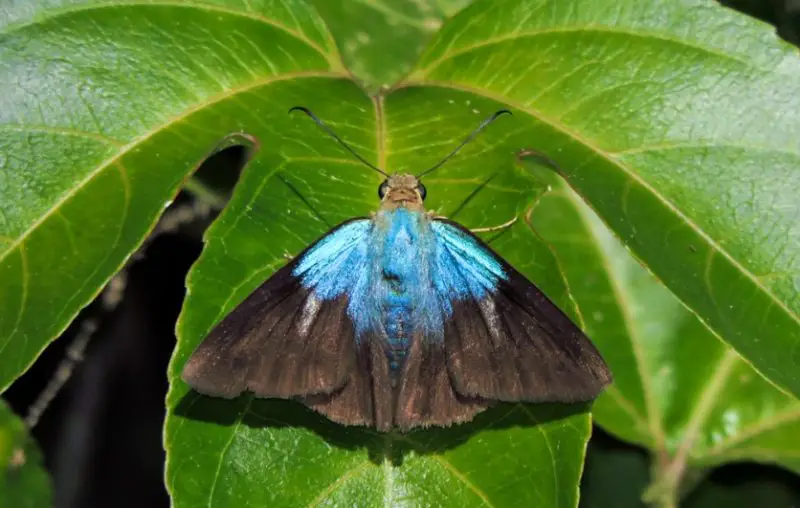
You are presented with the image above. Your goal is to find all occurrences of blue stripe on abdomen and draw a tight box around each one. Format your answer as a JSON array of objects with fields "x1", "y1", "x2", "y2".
[{"x1": 379, "y1": 209, "x2": 420, "y2": 372}]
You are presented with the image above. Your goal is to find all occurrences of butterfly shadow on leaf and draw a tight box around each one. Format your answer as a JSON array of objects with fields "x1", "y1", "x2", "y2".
[{"x1": 174, "y1": 392, "x2": 590, "y2": 466}]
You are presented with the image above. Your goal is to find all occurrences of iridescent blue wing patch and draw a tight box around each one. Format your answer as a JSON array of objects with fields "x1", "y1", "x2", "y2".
[{"x1": 430, "y1": 219, "x2": 612, "y2": 403}]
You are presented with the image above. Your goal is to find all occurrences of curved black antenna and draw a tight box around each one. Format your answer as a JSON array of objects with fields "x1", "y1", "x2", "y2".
[
  {"x1": 289, "y1": 106, "x2": 389, "y2": 177},
  {"x1": 416, "y1": 109, "x2": 512, "y2": 179}
]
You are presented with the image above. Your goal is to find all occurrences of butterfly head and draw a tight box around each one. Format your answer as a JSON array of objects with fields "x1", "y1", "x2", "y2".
[{"x1": 378, "y1": 174, "x2": 426, "y2": 211}]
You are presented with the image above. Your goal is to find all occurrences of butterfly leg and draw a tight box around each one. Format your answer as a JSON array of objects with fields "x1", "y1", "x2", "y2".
[{"x1": 470, "y1": 215, "x2": 518, "y2": 233}]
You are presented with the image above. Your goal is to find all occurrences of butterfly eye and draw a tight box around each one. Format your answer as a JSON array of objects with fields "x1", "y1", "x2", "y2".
[
  {"x1": 378, "y1": 180, "x2": 389, "y2": 199},
  {"x1": 417, "y1": 183, "x2": 427, "y2": 201}
]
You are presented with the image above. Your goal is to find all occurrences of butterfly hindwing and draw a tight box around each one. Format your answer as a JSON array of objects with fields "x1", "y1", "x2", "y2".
[
  {"x1": 304, "y1": 335, "x2": 394, "y2": 430},
  {"x1": 395, "y1": 330, "x2": 488, "y2": 430},
  {"x1": 182, "y1": 218, "x2": 381, "y2": 426},
  {"x1": 430, "y1": 219, "x2": 612, "y2": 403}
]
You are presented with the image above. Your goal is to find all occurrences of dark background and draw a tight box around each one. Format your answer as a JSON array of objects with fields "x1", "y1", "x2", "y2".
[{"x1": 4, "y1": 1, "x2": 799, "y2": 507}]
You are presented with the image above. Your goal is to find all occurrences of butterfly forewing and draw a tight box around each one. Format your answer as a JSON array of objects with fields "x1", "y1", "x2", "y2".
[
  {"x1": 428, "y1": 219, "x2": 612, "y2": 403},
  {"x1": 182, "y1": 220, "x2": 368, "y2": 408}
]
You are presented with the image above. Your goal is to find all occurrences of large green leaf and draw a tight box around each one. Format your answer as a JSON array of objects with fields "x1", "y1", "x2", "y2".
[
  {"x1": 3, "y1": 0, "x2": 800, "y2": 506},
  {"x1": 0, "y1": 0, "x2": 342, "y2": 391},
  {"x1": 520, "y1": 162, "x2": 800, "y2": 502},
  {"x1": 407, "y1": 0, "x2": 800, "y2": 398},
  {"x1": 0, "y1": 400, "x2": 52, "y2": 508},
  {"x1": 165, "y1": 87, "x2": 593, "y2": 506}
]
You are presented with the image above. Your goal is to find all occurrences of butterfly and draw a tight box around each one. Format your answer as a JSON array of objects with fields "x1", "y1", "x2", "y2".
[{"x1": 182, "y1": 107, "x2": 612, "y2": 431}]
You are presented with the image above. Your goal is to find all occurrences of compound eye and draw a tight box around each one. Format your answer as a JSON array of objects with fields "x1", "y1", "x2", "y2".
[
  {"x1": 378, "y1": 180, "x2": 389, "y2": 199},
  {"x1": 417, "y1": 183, "x2": 427, "y2": 201}
]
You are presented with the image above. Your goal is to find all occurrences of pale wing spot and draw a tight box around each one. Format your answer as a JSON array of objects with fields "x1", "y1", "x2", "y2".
[
  {"x1": 298, "y1": 292, "x2": 322, "y2": 337},
  {"x1": 477, "y1": 298, "x2": 502, "y2": 342}
]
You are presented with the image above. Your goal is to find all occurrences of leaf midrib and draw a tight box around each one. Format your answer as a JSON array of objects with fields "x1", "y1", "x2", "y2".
[
  {"x1": 541, "y1": 185, "x2": 800, "y2": 471},
  {"x1": 399, "y1": 79, "x2": 800, "y2": 332},
  {"x1": 0, "y1": 70, "x2": 346, "y2": 267},
  {"x1": 560, "y1": 188, "x2": 667, "y2": 450}
]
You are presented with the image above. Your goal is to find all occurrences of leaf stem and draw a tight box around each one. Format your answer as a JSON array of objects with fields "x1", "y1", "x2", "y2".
[{"x1": 643, "y1": 349, "x2": 739, "y2": 507}]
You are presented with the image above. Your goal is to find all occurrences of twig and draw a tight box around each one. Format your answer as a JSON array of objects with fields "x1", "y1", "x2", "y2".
[{"x1": 24, "y1": 199, "x2": 212, "y2": 429}]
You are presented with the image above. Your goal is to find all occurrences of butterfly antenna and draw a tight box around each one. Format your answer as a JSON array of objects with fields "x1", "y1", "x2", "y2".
[
  {"x1": 289, "y1": 106, "x2": 389, "y2": 177},
  {"x1": 416, "y1": 109, "x2": 512, "y2": 179}
]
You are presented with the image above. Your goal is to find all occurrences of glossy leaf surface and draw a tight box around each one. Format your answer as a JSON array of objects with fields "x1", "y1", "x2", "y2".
[
  {"x1": 2, "y1": 0, "x2": 800, "y2": 506},
  {"x1": 166, "y1": 87, "x2": 593, "y2": 506},
  {"x1": 0, "y1": 0, "x2": 341, "y2": 391}
]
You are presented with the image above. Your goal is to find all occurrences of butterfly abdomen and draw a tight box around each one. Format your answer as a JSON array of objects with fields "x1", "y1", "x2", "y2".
[{"x1": 384, "y1": 292, "x2": 411, "y2": 373}]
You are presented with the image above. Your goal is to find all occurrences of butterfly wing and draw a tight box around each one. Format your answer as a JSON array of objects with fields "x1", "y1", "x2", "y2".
[
  {"x1": 182, "y1": 218, "x2": 391, "y2": 426},
  {"x1": 184, "y1": 212, "x2": 611, "y2": 431},
  {"x1": 394, "y1": 328, "x2": 489, "y2": 430},
  {"x1": 429, "y1": 219, "x2": 612, "y2": 403}
]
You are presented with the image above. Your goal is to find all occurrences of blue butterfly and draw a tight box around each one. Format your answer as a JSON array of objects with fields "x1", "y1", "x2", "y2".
[{"x1": 182, "y1": 108, "x2": 611, "y2": 431}]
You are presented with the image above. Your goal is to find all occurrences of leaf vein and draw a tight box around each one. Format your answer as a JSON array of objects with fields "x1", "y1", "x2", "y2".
[
  {"x1": 418, "y1": 25, "x2": 759, "y2": 78},
  {"x1": 0, "y1": 71, "x2": 345, "y2": 267},
  {"x1": 0, "y1": 125, "x2": 124, "y2": 146},
  {"x1": 206, "y1": 396, "x2": 252, "y2": 508},
  {"x1": 702, "y1": 407, "x2": 800, "y2": 458},
  {"x1": 306, "y1": 460, "x2": 371, "y2": 508},
  {"x1": 431, "y1": 455, "x2": 495, "y2": 507}
]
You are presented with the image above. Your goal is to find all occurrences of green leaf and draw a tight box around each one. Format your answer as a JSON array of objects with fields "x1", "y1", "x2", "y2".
[
  {"x1": 0, "y1": 400, "x2": 52, "y2": 508},
  {"x1": 165, "y1": 88, "x2": 593, "y2": 506},
  {"x1": 313, "y1": 0, "x2": 472, "y2": 92},
  {"x1": 5, "y1": 0, "x2": 800, "y2": 506},
  {"x1": 518, "y1": 160, "x2": 800, "y2": 500},
  {"x1": 0, "y1": 0, "x2": 343, "y2": 391},
  {"x1": 3, "y1": 2, "x2": 594, "y2": 505},
  {"x1": 407, "y1": 0, "x2": 800, "y2": 398}
]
